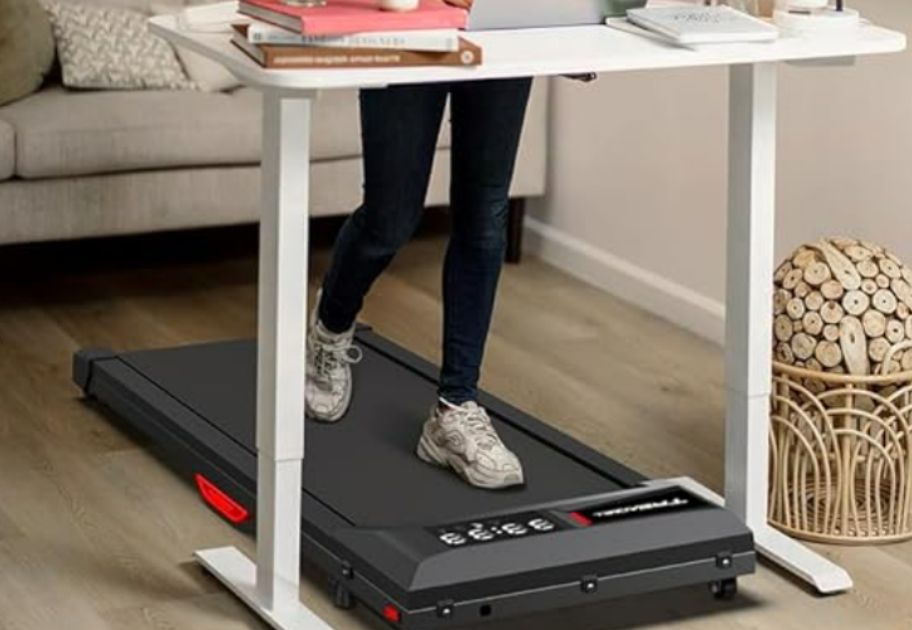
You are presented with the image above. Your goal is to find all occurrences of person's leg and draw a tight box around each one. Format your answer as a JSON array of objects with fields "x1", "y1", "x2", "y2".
[
  {"x1": 306, "y1": 84, "x2": 447, "y2": 422},
  {"x1": 319, "y1": 84, "x2": 449, "y2": 333},
  {"x1": 439, "y1": 77, "x2": 533, "y2": 403},
  {"x1": 416, "y1": 78, "x2": 532, "y2": 489}
]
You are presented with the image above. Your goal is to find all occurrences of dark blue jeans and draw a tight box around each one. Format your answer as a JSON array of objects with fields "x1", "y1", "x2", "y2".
[{"x1": 319, "y1": 78, "x2": 533, "y2": 404}]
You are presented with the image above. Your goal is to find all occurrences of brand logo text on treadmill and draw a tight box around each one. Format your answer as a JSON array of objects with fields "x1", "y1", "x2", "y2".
[{"x1": 590, "y1": 497, "x2": 689, "y2": 520}]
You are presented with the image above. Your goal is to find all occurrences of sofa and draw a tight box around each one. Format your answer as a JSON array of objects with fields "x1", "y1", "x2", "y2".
[{"x1": 0, "y1": 0, "x2": 549, "y2": 260}]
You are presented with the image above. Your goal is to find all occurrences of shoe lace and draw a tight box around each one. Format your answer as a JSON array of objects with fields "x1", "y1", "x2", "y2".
[
  {"x1": 453, "y1": 404, "x2": 499, "y2": 449},
  {"x1": 312, "y1": 340, "x2": 362, "y2": 383}
]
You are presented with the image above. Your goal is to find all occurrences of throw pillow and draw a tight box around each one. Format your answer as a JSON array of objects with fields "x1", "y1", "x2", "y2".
[
  {"x1": 150, "y1": 1, "x2": 242, "y2": 92},
  {"x1": 44, "y1": 1, "x2": 193, "y2": 90},
  {"x1": 0, "y1": 0, "x2": 56, "y2": 106}
]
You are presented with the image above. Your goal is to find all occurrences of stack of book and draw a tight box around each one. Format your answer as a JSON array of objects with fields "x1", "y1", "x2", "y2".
[{"x1": 232, "y1": 0, "x2": 480, "y2": 69}]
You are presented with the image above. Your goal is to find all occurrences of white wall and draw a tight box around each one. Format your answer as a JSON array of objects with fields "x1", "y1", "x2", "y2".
[{"x1": 528, "y1": 0, "x2": 912, "y2": 343}]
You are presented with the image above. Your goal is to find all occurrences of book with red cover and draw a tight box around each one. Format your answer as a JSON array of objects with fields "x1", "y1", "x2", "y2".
[
  {"x1": 238, "y1": 0, "x2": 468, "y2": 37},
  {"x1": 231, "y1": 23, "x2": 481, "y2": 68}
]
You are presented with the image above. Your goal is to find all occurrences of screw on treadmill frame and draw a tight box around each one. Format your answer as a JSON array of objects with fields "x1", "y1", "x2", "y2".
[
  {"x1": 715, "y1": 552, "x2": 733, "y2": 569},
  {"x1": 436, "y1": 600, "x2": 455, "y2": 618},
  {"x1": 580, "y1": 575, "x2": 599, "y2": 594}
]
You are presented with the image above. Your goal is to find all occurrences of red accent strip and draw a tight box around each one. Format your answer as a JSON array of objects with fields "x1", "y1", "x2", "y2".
[
  {"x1": 195, "y1": 474, "x2": 250, "y2": 524},
  {"x1": 382, "y1": 604, "x2": 401, "y2": 624},
  {"x1": 569, "y1": 511, "x2": 593, "y2": 527}
]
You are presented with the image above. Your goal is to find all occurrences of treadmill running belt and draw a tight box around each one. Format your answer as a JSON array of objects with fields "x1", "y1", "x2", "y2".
[{"x1": 122, "y1": 339, "x2": 624, "y2": 528}]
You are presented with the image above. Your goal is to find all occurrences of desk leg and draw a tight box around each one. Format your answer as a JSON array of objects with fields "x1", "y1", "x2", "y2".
[
  {"x1": 194, "y1": 91, "x2": 332, "y2": 629},
  {"x1": 725, "y1": 63, "x2": 852, "y2": 595}
]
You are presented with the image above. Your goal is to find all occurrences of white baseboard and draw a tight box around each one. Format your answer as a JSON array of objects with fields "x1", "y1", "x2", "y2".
[{"x1": 524, "y1": 217, "x2": 726, "y2": 344}]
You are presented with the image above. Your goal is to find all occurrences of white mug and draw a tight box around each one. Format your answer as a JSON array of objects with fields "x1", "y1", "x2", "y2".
[{"x1": 378, "y1": 0, "x2": 420, "y2": 11}]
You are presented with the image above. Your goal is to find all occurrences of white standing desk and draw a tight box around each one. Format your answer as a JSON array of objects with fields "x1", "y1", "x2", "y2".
[{"x1": 150, "y1": 15, "x2": 905, "y2": 630}]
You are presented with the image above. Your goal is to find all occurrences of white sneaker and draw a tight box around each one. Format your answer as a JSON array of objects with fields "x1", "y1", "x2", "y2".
[
  {"x1": 417, "y1": 400, "x2": 525, "y2": 489},
  {"x1": 305, "y1": 296, "x2": 362, "y2": 423}
]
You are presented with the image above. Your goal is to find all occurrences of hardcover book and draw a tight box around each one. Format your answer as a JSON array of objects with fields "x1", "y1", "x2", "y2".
[
  {"x1": 238, "y1": 0, "x2": 468, "y2": 36},
  {"x1": 231, "y1": 23, "x2": 481, "y2": 68},
  {"x1": 246, "y1": 20, "x2": 460, "y2": 52}
]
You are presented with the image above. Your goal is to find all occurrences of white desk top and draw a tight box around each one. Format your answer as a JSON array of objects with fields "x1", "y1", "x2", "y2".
[{"x1": 150, "y1": 15, "x2": 905, "y2": 91}]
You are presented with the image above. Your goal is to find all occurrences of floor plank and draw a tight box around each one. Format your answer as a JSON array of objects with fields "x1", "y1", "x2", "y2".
[{"x1": 0, "y1": 231, "x2": 909, "y2": 629}]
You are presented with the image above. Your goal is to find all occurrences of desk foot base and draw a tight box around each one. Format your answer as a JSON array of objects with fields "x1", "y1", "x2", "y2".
[
  {"x1": 195, "y1": 547, "x2": 333, "y2": 630},
  {"x1": 660, "y1": 477, "x2": 853, "y2": 595}
]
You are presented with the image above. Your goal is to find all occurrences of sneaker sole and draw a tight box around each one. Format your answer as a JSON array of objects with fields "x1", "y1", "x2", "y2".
[{"x1": 417, "y1": 430, "x2": 524, "y2": 490}]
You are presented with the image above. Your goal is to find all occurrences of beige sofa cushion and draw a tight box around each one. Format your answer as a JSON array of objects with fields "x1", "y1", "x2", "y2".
[
  {"x1": 0, "y1": 0, "x2": 56, "y2": 107},
  {"x1": 2, "y1": 85, "x2": 430, "y2": 179},
  {"x1": 0, "y1": 118, "x2": 14, "y2": 181}
]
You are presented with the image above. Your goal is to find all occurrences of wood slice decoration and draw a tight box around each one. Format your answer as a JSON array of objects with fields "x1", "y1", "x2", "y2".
[
  {"x1": 804, "y1": 261, "x2": 831, "y2": 287},
  {"x1": 821, "y1": 301, "x2": 844, "y2": 324},
  {"x1": 791, "y1": 333, "x2": 816, "y2": 361},
  {"x1": 874, "y1": 289, "x2": 898, "y2": 315},
  {"x1": 869, "y1": 337, "x2": 890, "y2": 363},
  {"x1": 880, "y1": 258, "x2": 902, "y2": 279},
  {"x1": 830, "y1": 236, "x2": 858, "y2": 249},
  {"x1": 840, "y1": 316, "x2": 869, "y2": 375},
  {"x1": 860, "y1": 240, "x2": 884, "y2": 255},
  {"x1": 776, "y1": 342, "x2": 795, "y2": 363},
  {"x1": 886, "y1": 319, "x2": 905, "y2": 344},
  {"x1": 773, "y1": 238, "x2": 912, "y2": 377},
  {"x1": 815, "y1": 341, "x2": 843, "y2": 368},
  {"x1": 842, "y1": 290, "x2": 869, "y2": 316},
  {"x1": 845, "y1": 245, "x2": 873, "y2": 262},
  {"x1": 857, "y1": 259, "x2": 879, "y2": 278},
  {"x1": 903, "y1": 352, "x2": 912, "y2": 372},
  {"x1": 818, "y1": 240, "x2": 861, "y2": 290},
  {"x1": 774, "y1": 289, "x2": 790, "y2": 315},
  {"x1": 862, "y1": 310, "x2": 887, "y2": 338},
  {"x1": 822, "y1": 280, "x2": 845, "y2": 300},
  {"x1": 892, "y1": 279, "x2": 912, "y2": 308},
  {"x1": 861, "y1": 279, "x2": 879, "y2": 295},
  {"x1": 775, "y1": 315, "x2": 794, "y2": 342},
  {"x1": 793, "y1": 249, "x2": 817, "y2": 268},
  {"x1": 803, "y1": 312, "x2": 824, "y2": 336},
  {"x1": 783, "y1": 269, "x2": 804, "y2": 290},
  {"x1": 805, "y1": 291, "x2": 824, "y2": 312},
  {"x1": 774, "y1": 262, "x2": 793, "y2": 283},
  {"x1": 786, "y1": 298, "x2": 806, "y2": 320}
]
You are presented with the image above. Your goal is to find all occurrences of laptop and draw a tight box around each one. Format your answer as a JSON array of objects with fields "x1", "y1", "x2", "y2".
[{"x1": 466, "y1": 0, "x2": 648, "y2": 31}]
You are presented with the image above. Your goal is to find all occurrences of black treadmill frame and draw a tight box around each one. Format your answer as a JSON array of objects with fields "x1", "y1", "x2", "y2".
[{"x1": 74, "y1": 329, "x2": 753, "y2": 629}]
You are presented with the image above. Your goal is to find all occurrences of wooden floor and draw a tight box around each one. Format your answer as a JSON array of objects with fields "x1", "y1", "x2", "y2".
[{"x1": 0, "y1": 229, "x2": 910, "y2": 630}]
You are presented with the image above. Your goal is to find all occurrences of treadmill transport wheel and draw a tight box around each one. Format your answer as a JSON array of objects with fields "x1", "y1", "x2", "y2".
[{"x1": 709, "y1": 578, "x2": 738, "y2": 600}]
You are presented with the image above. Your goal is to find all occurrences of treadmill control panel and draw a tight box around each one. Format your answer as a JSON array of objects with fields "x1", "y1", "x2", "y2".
[
  {"x1": 433, "y1": 512, "x2": 564, "y2": 548},
  {"x1": 431, "y1": 488, "x2": 710, "y2": 548}
]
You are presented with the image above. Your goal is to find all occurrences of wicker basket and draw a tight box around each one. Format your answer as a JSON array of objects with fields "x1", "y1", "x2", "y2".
[{"x1": 770, "y1": 341, "x2": 912, "y2": 544}]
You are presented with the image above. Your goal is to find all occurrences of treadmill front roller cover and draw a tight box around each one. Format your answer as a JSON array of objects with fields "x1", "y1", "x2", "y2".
[{"x1": 74, "y1": 329, "x2": 755, "y2": 628}]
